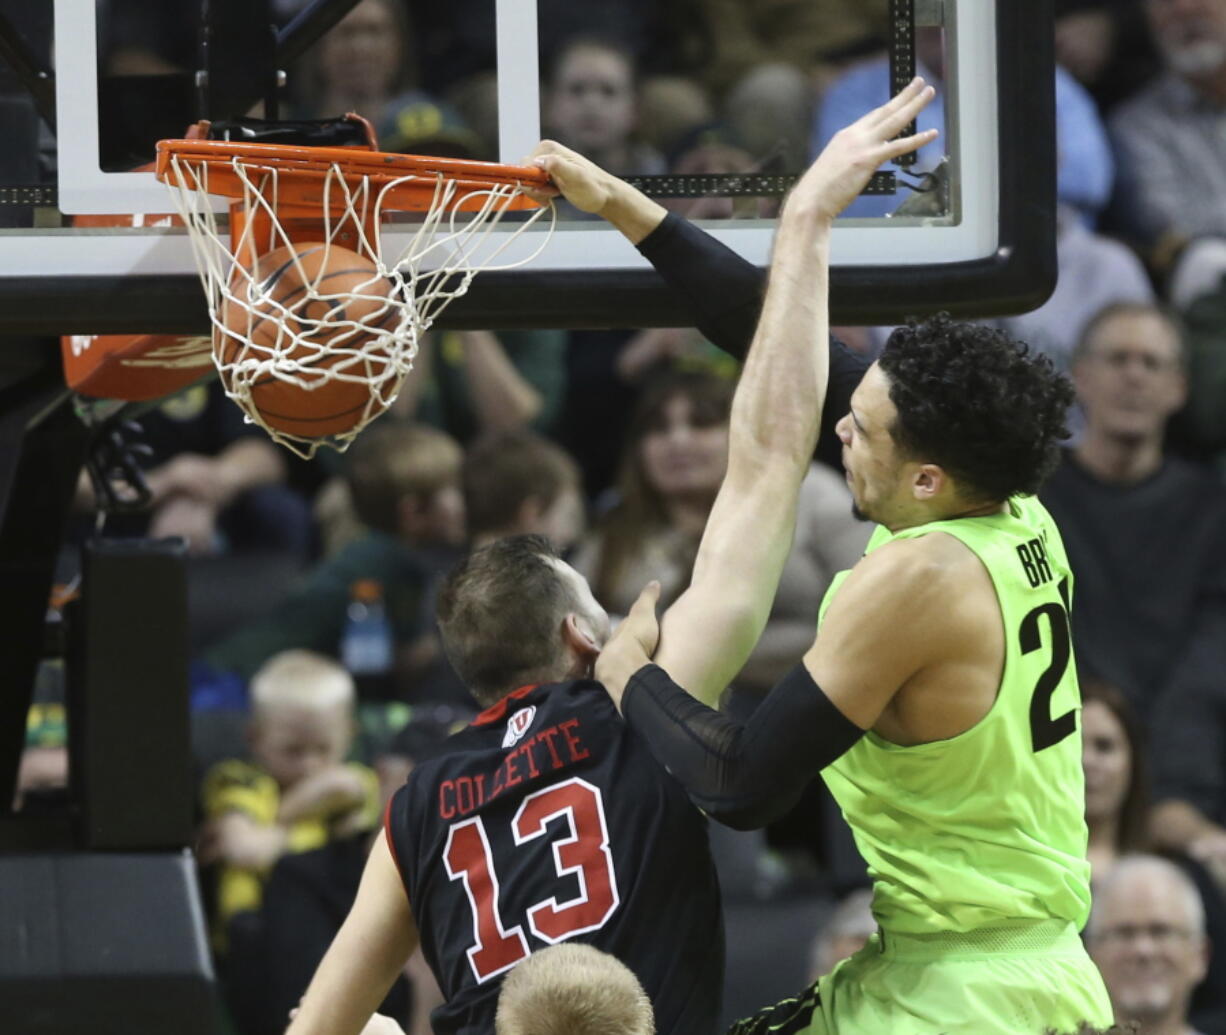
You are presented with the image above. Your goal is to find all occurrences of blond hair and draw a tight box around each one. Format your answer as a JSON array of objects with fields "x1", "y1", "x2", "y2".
[
  {"x1": 495, "y1": 944, "x2": 654, "y2": 1035},
  {"x1": 249, "y1": 649, "x2": 356, "y2": 714}
]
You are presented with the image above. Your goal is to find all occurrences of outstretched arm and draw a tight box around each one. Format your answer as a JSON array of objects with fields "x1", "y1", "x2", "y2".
[
  {"x1": 529, "y1": 145, "x2": 869, "y2": 472},
  {"x1": 601, "y1": 80, "x2": 937, "y2": 705},
  {"x1": 600, "y1": 537, "x2": 963, "y2": 830},
  {"x1": 285, "y1": 834, "x2": 418, "y2": 1035}
]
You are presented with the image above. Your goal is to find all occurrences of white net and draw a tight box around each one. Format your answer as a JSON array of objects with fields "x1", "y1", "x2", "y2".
[{"x1": 162, "y1": 153, "x2": 554, "y2": 458}]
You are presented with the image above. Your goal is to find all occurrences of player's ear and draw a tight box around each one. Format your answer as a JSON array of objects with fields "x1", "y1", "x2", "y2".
[
  {"x1": 561, "y1": 613, "x2": 601, "y2": 663},
  {"x1": 911, "y1": 462, "x2": 944, "y2": 502}
]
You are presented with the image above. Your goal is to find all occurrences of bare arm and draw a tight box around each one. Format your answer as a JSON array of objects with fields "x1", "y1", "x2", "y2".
[
  {"x1": 458, "y1": 330, "x2": 544, "y2": 431},
  {"x1": 603, "y1": 539, "x2": 975, "y2": 830},
  {"x1": 147, "y1": 437, "x2": 286, "y2": 508},
  {"x1": 286, "y1": 833, "x2": 418, "y2": 1035},
  {"x1": 277, "y1": 765, "x2": 370, "y2": 825},
  {"x1": 732, "y1": 464, "x2": 871, "y2": 692},
  {"x1": 633, "y1": 81, "x2": 937, "y2": 706}
]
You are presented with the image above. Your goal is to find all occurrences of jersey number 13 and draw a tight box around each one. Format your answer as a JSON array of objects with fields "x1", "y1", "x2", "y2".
[{"x1": 443, "y1": 777, "x2": 621, "y2": 982}]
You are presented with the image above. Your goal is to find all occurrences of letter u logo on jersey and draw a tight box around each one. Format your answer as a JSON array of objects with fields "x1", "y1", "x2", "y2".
[{"x1": 502, "y1": 706, "x2": 537, "y2": 749}]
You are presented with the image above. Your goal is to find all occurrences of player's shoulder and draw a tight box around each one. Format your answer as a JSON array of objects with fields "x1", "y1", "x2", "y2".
[
  {"x1": 407, "y1": 681, "x2": 615, "y2": 773},
  {"x1": 855, "y1": 532, "x2": 975, "y2": 594}
]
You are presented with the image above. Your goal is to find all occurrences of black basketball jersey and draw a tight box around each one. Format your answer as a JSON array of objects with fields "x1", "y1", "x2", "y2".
[{"x1": 384, "y1": 679, "x2": 724, "y2": 1035}]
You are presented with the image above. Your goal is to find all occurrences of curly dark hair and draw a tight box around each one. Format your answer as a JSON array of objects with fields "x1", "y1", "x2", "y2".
[{"x1": 877, "y1": 314, "x2": 1073, "y2": 502}]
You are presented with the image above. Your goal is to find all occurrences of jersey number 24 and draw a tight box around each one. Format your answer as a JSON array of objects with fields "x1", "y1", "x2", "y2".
[{"x1": 443, "y1": 777, "x2": 621, "y2": 982}]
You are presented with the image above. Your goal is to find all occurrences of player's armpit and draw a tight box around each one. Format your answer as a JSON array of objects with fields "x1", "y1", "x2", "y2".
[
  {"x1": 286, "y1": 834, "x2": 418, "y2": 1035},
  {"x1": 804, "y1": 537, "x2": 967, "y2": 732}
]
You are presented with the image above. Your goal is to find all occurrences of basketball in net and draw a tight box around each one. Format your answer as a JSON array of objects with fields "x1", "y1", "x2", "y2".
[
  {"x1": 158, "y1": 117, "x2": 555, "y2": 456},
  {"x1": 214, "y1": 242, "x2": 401, "y2": 439}
]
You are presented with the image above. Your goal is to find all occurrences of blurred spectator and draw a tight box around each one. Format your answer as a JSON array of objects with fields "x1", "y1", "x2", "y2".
[
  {"x1": 571, "y1": 371, "x2": 868, "y2": 695},
  {"x1": 637, "y1": 76, "x2": 716, "y2": 162},
  {"x1": 223, "y1": 712, "x2": 455, "y2": 1035},
  {"x1": 1055, "y1": 0, "x2": 1161, "y2": 112},
  {"x1": 661, "y1": 127, "x2": 777, "y2": 222},
  {"x1": 316, "y1": 327, "x2": 566, "y2": 558},
  {"x1": 1108, "y1": 0, "x2": 1226, "y2": 269},
  {"x1": 543, "y1": 34, "x2": 665, "y2": 193},
  {"x1": 411, "y1": 1, "x2": 666, "y2": 97},
  {"x1": 199, "y1": 651, "x2": 381, "y2": 942},
  {"x1": 560, "y1": 318, "x2": 747, "y2": 502},
  {"x1": 814, "y1": 47, "x2": 1114, "y2": 225},
  {"x1": 99, "y1": 0, "x2": 200, "y2": 75},
  {"x1": 988, "y1": 204, "x2": 1154, "y2": 372},
  {"x1": 1081, "y1": 680, "x2": 1151, "y2": 881},
  {"x1": 294, "y1": 0, "x2": 413, "y2": 129},
  {"x1": 1150, "y1": 639, "x2": 1226, "y2": 893},
  {"x1": 573, "y1": 372, "x2": 732, "y2": 613},
  {"x1": 76, "y1": 381, "x2": 308, "y2": 558},
  {"x1": 1081, "y1": 681, "x2": 1226, "y2": 1025},
  {"x1": 807, "y1": 887, "x2": 876, "y2": 983},
  {"x1": 1165, "y1": 239, "x2": 1226, "y2": 467},
  {"x1": 462, "y1": 430, "x2": 586, "y2": 552},
  {"x1": 392, "y1": 330, "x2": 567, "y2": 444},
  {"x1": 675, "y1": 0, "x2": 888, "y2": 102},
  {"x1": 1086, "y1": 855, "x2": 1212, "y2": 1035},
  {"x1": 1039, "y1": 303, "x2": 1226, "y2": 719},
  {"x1": 288, "y1": 0, "x2": 483, "y2": 160},
  {"x1": 722, "y1": 62, "x2": 812, "y2": 172},
  {"x1": 494, "y1": 944, "x2": 655, "y2": 1035},
  {"x1": 379, "y1": 95, "x2": 483, "y2": 160},
  {"x1": 201, "y1": 422, "x2": 465, "y2": 701},
  {"x1": 14, "y1": 693, "x2": 68, "y2": 813}
]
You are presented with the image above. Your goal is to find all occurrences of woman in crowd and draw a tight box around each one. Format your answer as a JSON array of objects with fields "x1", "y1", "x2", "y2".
[
  {"x1": 1080, "y1": 678, "x2": 1226, "y2": 1024},
  {"x1": 1082, "y1": 679, "x2": 1151, "y2": 881},
  {"x1": 572, "y1": 370, "x2": 869, "y2": 698}
]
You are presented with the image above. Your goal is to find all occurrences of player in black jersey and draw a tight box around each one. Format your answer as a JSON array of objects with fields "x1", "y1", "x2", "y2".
[
  {"x1": 387, "y1": 535, "x2": 723, "y2": 1033},
  {"x1": 285, "y1": 534, "x2": 722, "y2": 1035},
  {"x1": 285, "y1": 88, "x2": 929, "y2": 1035}
]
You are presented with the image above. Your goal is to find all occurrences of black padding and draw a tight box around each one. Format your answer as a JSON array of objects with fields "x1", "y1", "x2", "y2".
[
  {"x1": 0, "y1": 852, "x2": 218, "y2": 1034},
  {"x1": 67, "y1": 538, "x2": 193, "y2": 850}
]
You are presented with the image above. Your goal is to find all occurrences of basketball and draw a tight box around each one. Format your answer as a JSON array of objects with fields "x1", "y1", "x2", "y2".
[{"x1": 214, "y1": 242, "x2": 400, "y2": 439}]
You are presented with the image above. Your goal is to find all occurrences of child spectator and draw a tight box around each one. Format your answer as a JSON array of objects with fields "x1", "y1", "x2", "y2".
[
  {"x1": 200, "y1": 423, "x2": 465, "y2": 697},
  {"x1": 199, "y1": 649, "x2": 380, "y2": 941},
  {"x1": 462, "y1": 429, "x2": 585, "y2": 552}
]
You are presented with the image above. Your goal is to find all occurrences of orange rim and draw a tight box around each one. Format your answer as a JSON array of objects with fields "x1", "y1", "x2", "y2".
[{"x1": 155, "y1": 138, "x2": 550, "y2": 214}]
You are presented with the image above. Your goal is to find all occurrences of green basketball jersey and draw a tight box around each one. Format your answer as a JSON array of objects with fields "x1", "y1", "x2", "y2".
[{"x1": 820, "y1": 494, "x2": 1092, "y2": 935}]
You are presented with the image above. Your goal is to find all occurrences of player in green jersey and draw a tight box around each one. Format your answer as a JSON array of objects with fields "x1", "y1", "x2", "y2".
[{"x1": 590, "y1": 126, "x2": 1115, "y2": 1035}]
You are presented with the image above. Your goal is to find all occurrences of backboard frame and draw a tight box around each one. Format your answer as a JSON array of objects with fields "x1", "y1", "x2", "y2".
[{"x1": 0, "y1": 0, "x2": 1054, "y2": 333}]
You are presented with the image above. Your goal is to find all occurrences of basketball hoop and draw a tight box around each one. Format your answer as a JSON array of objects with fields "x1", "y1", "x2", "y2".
[{"x1": 155, "y1": 116, "x2": 554, "y2": 458}]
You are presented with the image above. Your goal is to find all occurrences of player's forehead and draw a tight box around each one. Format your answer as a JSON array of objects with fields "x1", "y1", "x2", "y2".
[{"x1": 848, "y1": 363, "x2": 897, "y2": 433}]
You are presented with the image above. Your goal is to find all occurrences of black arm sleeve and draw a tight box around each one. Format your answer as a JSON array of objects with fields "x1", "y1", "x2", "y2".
[
  {"x1": 621, "y1": 662, "x2": 864, "y2": 831},
  {"x1": 636, "y1": 213, "x2": 868, "y2": 471}
]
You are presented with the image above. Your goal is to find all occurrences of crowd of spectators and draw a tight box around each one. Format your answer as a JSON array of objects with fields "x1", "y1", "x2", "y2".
[{"x1": 10, "y1": 0, "x2": 1226, "y2": 1031}]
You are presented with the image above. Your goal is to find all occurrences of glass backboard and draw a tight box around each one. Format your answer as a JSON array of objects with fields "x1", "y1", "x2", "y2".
[{"x1": 0, "y1": 0, "x2": 1056, "y2": 334}]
